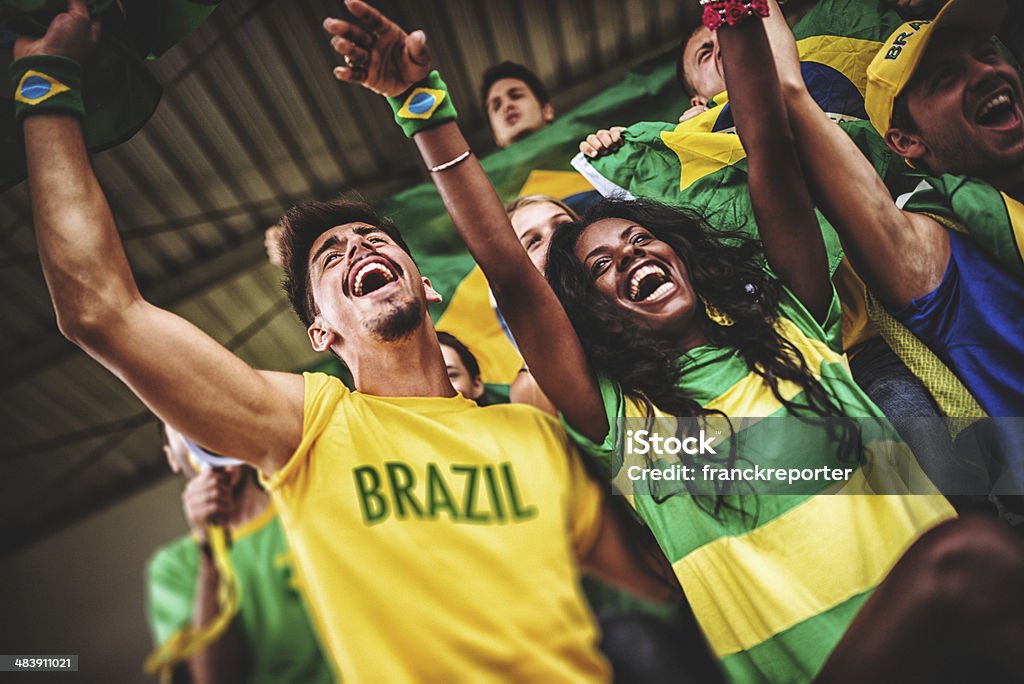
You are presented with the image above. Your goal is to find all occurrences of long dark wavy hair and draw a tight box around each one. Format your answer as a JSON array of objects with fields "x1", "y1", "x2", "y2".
[{"x1": 545, "y1": 197, "x2": 857, "y2": 514}]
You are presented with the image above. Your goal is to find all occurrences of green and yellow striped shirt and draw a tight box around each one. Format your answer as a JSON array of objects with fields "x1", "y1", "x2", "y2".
[{"x1": 565, "y1": 284, "x2": 953, "y2": 683}]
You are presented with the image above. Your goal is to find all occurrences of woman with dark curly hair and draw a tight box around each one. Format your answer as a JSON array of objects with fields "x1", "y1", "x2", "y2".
[{"x1": 543, "y1": 197, "x2": 856, "y2": 465}]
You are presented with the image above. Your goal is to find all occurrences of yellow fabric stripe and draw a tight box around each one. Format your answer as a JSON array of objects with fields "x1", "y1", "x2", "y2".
[
  {"x1": 773, "y1": 316, "x2": 850, "y2": 369},
  {"x1": 622, "y1": 316, "x2": 844, "y2": 420},
  {"x1": 435, "y1": 266, "x2": 522, "y2": 384},
  {"x1": 619, "y1": 368, "x2": 801, "y2": 419},
  {"x1": 1000, "y1": 191, "x2": 1024, "y2": 265},
  {"x1": 675, "y1": 476, "x2": 953, "y2": 658},
  {"x1": 833, "y1": 257, "x2": 877, "y2": 352},
  {"x1": 704, "y1": 370, "x2": 802, "y2": 418},
  {"x1": 704, "y1": 317, "x2": 846, "y2": 417},
  {"x1": 517, "y1": 169, "x2": 597, "y2": 199},
  {"x1": 144, "y1": 525, "x2": 242, "y2": 681},
  {"x1": 663, "y1": 125, "x2": 747, "y2": 192}
]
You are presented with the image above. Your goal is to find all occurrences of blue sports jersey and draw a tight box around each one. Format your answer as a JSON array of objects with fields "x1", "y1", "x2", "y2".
[{"x1": 895, "y1": 230, "x2": 1024, "y2": 419}]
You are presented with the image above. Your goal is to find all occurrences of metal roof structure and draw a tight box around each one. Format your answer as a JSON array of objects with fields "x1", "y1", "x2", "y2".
[{"x1": 0, "y1": 0, "x2": 696, "y2": 552}]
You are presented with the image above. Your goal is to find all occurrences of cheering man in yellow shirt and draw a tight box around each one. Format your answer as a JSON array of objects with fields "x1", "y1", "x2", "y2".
[{"x1": 10, "y1": 2, "x2": 698, "y2": 682}]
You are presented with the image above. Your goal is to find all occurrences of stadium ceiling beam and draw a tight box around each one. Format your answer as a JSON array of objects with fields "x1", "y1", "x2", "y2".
[
  {"x1": 0, "y1": 236, "x2": 266, "y2": 386},
  {"x1": 2, "y1": 458, "x2": 168, "y2": 557}
]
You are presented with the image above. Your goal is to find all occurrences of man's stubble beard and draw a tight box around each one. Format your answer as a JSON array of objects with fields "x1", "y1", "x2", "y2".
[
  {"x1": 364, "y1": 294, "x2": 424, "y2": 342},
  {"x1": 922, "y1": 105, "x2": 1024, "y2": 182}
]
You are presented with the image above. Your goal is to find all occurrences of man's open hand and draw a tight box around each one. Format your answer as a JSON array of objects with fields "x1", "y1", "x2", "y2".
[
  {"x1": 13, "y1": 0, "x2": 99, "y2": 63},
  {"x1": 323, "y1": 0, "x2": 431, "y2": 97}
]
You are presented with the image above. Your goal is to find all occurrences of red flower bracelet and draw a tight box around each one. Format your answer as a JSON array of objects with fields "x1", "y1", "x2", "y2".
[{"x1": 700, "y1": 0, "x2": 770, "y2": 31}]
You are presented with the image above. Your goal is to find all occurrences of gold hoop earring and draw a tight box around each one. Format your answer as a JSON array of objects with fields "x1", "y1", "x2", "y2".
[{"x1": 701, "y1": 296, "x2": 734, "y2": 327}]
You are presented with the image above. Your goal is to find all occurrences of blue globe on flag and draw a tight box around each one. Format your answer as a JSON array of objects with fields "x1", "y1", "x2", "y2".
[
  {"x1": 21, "y1": 75, "x2": 53, "y2": 100},
  {"x1": 408, "y1": 92, "x2": 437, "y2": 115}
]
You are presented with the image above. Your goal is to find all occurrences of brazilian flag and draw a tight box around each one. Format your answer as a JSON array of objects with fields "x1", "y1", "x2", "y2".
[
  {"x1": 701, "y1": 0, "x2": 906, "y2": 133},
  {"x1": 1, "y1": 0, "x2": 221, "y2": 190},
  {"x1": 574, "y1": 0, "x2": 908, "y2": 207}
]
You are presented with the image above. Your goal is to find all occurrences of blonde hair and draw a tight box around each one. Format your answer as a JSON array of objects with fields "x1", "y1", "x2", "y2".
[{"x1": 504, "y1": 194, "x2": 579, "y2": 221}]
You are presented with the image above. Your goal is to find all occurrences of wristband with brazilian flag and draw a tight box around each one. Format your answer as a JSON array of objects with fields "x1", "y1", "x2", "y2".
[
  {"x1": 10, "y1": 54, "x2": 86, "y2": 122},
  {"x1": 386, "y1": 70, "x2": 457, "y2": 138}
]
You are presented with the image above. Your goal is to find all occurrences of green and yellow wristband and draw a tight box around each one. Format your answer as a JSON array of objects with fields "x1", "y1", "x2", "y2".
[
  {"x1": 9, "y1": 55, "x2": 86, "y2": 123},
  {"x1": 386, "y1": 70, "x2": 457, "y2": 138}
]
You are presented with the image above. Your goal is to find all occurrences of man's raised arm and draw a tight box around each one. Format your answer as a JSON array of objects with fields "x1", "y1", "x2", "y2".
[
  {"x1": 760, "y1": 0, "x2": 949, "y2": 309},
  {"x1": 717, "y1": 5, "x2": 832, "y2": 321},
  {"x1": 323, "y1": 0, "x2": 609, "y2": 442},
  {"x1": 17, "y1": 1, "x2": 302, "y2": 472}
]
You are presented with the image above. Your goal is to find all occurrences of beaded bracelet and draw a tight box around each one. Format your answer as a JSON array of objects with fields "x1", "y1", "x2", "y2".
[
  {"x1": 386, "y1": 70, "x2": 458, "y2": 138},
  {"x1": 428, "y1": 149, "x2": 472, "y2": 173},
  {"x1": 9, "y1": 55, "x2": 86, "y2": 122},
  {"x1": 700, "y1": 0, "x2": 770, "y2": 31}
]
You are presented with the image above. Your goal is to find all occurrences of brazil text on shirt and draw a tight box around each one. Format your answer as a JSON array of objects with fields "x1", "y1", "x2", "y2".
[{"x1": 353, "y1": 461, "x2": 538, "y2": 524}]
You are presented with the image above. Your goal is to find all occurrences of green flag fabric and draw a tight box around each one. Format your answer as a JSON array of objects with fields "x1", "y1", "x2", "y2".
[
  {"x1": 899, "y1": 174, "x2": 1024, "y2": 277},
  {"x1": 1, "y1": 0, "x2": 221, "y2": 190},
  {"x1": 572, "y1": 119, "x2": 896, "y2": 273}
]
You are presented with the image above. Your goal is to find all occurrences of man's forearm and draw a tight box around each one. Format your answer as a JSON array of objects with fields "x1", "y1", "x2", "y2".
[
  {"x1": 764, "y1": 0, "x2": 896, "y2": 239},
  {"x1": 189, "y1": 552, "x2": 247, "y2": 684},
  {"x1": 412, "y1": 120, "x2": 609, "y2": 440},
  {"x1": 764, "y1": 0, "x2": 942, "y2": 307},
  {"x1": 24, "y1": 114, "x2": 140, "y2": 342},
  {"x1": 719, "y1": 15, "x2": 831, "y2": 317},
  {"x1": 412, "y1": 122, "x2": 536, "y2": 288}
]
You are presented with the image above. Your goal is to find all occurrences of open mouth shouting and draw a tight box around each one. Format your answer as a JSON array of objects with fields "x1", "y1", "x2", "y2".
[
  {"x1": 974, "y1": 87, "x2": 1022, "y2": 132},
  {"x1": 348, "y1": 256, "x2": 400, "y2": 298},
  {"x1": 627, "y1": 262, "x2": 677, "y2": 303}
]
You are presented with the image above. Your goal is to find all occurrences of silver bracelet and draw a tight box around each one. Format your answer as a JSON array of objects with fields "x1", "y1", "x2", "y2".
[{"x1": 428, "y1": 149, "x2": 472, "y2": 173}]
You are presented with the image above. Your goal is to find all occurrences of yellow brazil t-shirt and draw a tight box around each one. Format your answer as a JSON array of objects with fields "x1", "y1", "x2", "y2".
[{"x1": 262, "y1": 372, "x2": 610, "y2": 683}]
